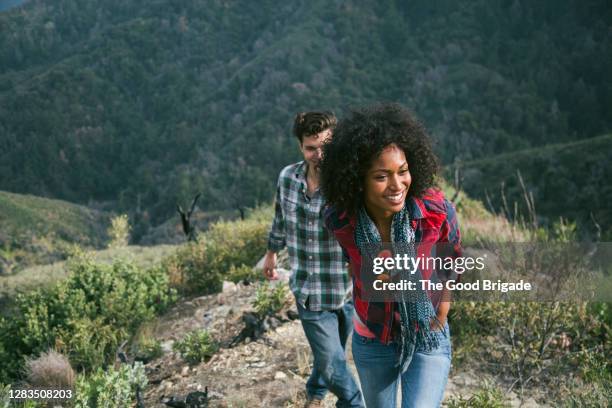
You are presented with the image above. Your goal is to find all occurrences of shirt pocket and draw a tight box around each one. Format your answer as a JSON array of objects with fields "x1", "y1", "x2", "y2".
[
  {"x1": 283, "y1": 198, "x2": 298, "y2": 213},
  {"x1": 282, "y1": 196, "x2": 299, "y2": 233}
]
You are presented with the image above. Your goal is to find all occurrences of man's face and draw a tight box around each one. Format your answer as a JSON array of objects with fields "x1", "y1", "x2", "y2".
[{"x1": 299, "y1": 129, "x2": 332, "y2": 171}]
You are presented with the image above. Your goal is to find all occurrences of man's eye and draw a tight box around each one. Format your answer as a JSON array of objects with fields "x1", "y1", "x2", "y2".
[
  {"x1": 399, "y1": 169, "x2": 409, "y2": 174},
  {"x1": 375, "y1": 176, "x2": 386, "y2": 181}
]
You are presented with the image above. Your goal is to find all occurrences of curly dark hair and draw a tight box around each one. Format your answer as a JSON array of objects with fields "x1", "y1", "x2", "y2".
[
  {"x1": 293, "y1": 111, "x2": 337, "y2": 143},
  {"x1": 320, "y1": 103, "x2": 439, "y2": 215}
]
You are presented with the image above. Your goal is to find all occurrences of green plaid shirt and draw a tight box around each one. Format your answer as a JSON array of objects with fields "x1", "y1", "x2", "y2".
[{"x1": 268, "y1": 161, "x2": 350, "y2": 311}]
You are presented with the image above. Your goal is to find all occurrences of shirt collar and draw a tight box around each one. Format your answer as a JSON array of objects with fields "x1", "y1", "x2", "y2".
[
  {"x1": 293, "y1": 160, "x2": 307, "y2": 180},
  {"x1": 294, "y1": 160, "x2": 321, "y2": 198}
]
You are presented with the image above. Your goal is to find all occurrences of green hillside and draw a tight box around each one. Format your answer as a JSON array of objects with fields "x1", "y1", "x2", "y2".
[
  {"x1": 446, "y1": 134, "x2": 612, "y2": 237},
  {"x1": 0, "y1": 0, "x2": 609, "y2": 236},
  {"x1": 0, "y1": 190, "x2": 110, "y2": 273},
  {"x1": 0, "y1": 244, "x2": 177, "y2": 313}
]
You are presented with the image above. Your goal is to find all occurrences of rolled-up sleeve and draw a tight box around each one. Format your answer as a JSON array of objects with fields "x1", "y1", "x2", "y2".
[{"x1": 267, "y1": 182, "x2": 286, "y2": 252}]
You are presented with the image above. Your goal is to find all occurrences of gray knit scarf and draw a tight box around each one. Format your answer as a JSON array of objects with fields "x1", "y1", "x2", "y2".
[{"x1": 355, "y1": 204, "x2": 442, "y2": 372}]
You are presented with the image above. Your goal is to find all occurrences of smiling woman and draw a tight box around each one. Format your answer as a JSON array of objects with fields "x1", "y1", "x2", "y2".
[
  {"x1": 320, "y1": 103, "x2": 439, "y2": 218},
  {"x1": 320, "y1": 103, "x2": 461, "y2": 408},
  {"x1": 363, "y1": 144, "x2": 412, "y2": 241}
]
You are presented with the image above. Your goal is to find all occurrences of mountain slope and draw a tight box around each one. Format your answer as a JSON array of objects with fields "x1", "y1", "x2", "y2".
[
  {"x1": 446, "y1": 134, "x2": 612, "y2": 236},
  {"x1": 0, "y1": 0, "x2": 609, "y2": 229},
  {"x1": 0, "y1": 190, "x2": 110, "y2": 273}
]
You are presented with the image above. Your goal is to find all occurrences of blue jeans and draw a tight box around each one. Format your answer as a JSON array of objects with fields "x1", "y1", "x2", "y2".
[
  {"x1": 297, "y1": 300, "x2": 365, "y2": 408},
  {"x1": 352, "y1": 323, "x2": 452, "y2": 408}
]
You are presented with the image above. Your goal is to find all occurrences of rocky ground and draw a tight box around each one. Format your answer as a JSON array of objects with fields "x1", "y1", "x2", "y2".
[{"x1": 141, "y1": 280, "x2": 543, "y2": 408}]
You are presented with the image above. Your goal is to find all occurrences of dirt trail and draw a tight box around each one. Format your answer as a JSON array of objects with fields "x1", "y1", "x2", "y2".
[{"x1": 141, "y1": 282, "x2": 540, "y2": 407}]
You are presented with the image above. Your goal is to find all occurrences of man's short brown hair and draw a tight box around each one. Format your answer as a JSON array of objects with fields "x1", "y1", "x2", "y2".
[{"x1": 293, "y1": 111, "x2": 337, "y2": 144}]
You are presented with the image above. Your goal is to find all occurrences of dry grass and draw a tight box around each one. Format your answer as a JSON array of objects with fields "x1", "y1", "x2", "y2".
[
  {"x1": 461, "y1": 215, "x2": 528, "y2": 245},
  {"x1": 24, "y1": 349, "x2": 75, "y2": 390}
]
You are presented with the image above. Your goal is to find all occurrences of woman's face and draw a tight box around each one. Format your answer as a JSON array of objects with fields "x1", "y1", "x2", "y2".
[{"x1": 363, "y1": 144, "x2": 411, "y2": 220}]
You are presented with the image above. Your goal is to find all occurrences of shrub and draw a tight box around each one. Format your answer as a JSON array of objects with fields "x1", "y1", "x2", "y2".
[
  {"x1": 107, "y1": 214, "x2": 131, "y2": 248},
  {"x1": 227, "y1": 264, "x2": 260, "y2": 283},
  {"x1": 558, "y1": 377, "x2": 611, "y2": 407},
  {"x1": 0, "y1": 384, "x2": 10, "y2": 408},
  {"x1": 173, "y1": 329, "x2": 218, "y2": 365},
  {"x1": 0, "y1": 318, "x2": 21, "y2": 382},
  {"x1": 0, "y1": 384, "x2": 41, "y2": 407},
  {"x1": 252, "y1": 283, "x2": 291, "y2": 318},
  {"x1": 447, "y1": 187, "x2": 610, "y2": 405},
  {"x1": 449, "y1": 300, "x2": 610, "y2": 404},
  {"x1": 133, "y1": 334, "x2": 163, "y2": 363},
  {"x1": 73, "y1": 362, "x2": 147, "y2": 408},
  {"x1": 446, "y1": 381, "x2": 510, "y2": 408},
  {"x1": 0, "y1": 255, "x2": 176, "y2": 381},
  {"x1": 163, "y1": 206, "x2": 271, "y2": 294},
  {"x1": 134, "y1": 337, "x2": 163, "y2": 363}
]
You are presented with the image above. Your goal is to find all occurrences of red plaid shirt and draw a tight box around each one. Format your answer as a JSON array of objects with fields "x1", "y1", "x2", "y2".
[{"x1": 324, "y1": 188, "x2": 462, "y2": 344}]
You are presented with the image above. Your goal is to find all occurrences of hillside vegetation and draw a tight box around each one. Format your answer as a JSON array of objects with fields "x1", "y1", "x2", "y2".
[
  {"x1": 0, "y1": 0, "x2": 609, "y2": 235},
  {"x1": 0, "y1": 205, "x2": 272, "y2": 382},
  {"x1": 446, "y1": 134, "x2": 612, "y2": 237},
  {"x1": 0, "y1": 196, "x2": 608, "y2": 406},
  {"x1": 0, "y1": 190, "x2": 110, "y2": 273},
  {"x1": 0, "y1": 244, "x2": 177, "y2": 310}
]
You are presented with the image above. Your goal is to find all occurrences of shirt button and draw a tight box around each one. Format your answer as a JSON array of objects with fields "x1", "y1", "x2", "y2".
[{"x1": 308, "y1": 256, "x2": 313, "y2": 260}]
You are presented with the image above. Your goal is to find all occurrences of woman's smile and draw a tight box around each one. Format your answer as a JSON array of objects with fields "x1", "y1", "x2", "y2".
[
  {"x1": 383, "y1": 190, "x2": 406, "y2": 205},
  {"x1": 364, "y1": 143, "x2": 412, "y2": 221}
]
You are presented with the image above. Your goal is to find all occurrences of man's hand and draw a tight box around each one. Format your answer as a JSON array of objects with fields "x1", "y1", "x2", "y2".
[{"x1": 263, "y1": 250, "x2": 279, "y2": 280}]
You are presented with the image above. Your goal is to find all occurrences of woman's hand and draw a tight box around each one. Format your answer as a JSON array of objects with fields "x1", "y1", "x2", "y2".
[
  {"x1": 429, "y1": 312, "x2": 447, "y2": 332},
  {"x1": 430, "y1": 299, "x2": 450, "y2": 332}
]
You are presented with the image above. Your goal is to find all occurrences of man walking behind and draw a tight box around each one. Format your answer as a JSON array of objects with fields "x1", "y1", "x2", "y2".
[{"x1": 263, "y1": 112, "x2": 364, "y2": 408}]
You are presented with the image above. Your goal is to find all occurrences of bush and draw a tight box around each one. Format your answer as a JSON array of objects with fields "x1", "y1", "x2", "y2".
[
  {"x1": 163, "y1": 206, "x2": 271, "y2": 294},
  {"x1": 449, "y1": 300, "x2": 610, "y2": 404},
  {"x1": 107, "y1": 214, "x2": 131, "y2": 248},
  {"x1": 558, "y1": 376, "x2": 611, "y2": 407},
  {"x1": 0, "y1": 384, "x2": 10, "y2": 408},
  {"x1": 447, "y1": 192, "x2": 610, "y2": 405},
  {"x1": 227, "y1": 264, "x2": 260, "y2": 283},
  {"x1": 73, "y1": 362, "x2": 147, "y2": 408},
  {"x1": 0, "y1": 254, "x2": 177, "y2": 381},
  {"x1": 252, "y1": 283, "x2": 291, "y2": 318},
  {"x1": 0, "y1": 319, "x2": 20, "y2": 382},
  {"x1": 132, "y1": 332, "x2": 163, "y2": 364},
  {"x1": 0, "y1": 384, "x2": 41, "y2": 407},
  {"x1": 446, "y1": 381, "x2": 510, "y2": 408},
  {"x1": 134, "y1": 337, "x2": 163, "y2": 363},
  {"x1": 173, "y1": 329, "x2": 218, "y2": 365}
]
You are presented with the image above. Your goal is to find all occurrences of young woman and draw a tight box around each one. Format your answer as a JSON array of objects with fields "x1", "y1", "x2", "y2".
[{"x1": 320, "y1": 103, "x2": 461, "y2": 408}]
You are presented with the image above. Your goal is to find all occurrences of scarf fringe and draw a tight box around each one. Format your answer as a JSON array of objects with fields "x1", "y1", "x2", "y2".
[{"x1": 355, "y1": 205, "x2": 444, "y2": 373}]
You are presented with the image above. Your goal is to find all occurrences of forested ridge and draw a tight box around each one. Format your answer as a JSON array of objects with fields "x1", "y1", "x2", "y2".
[
  {"x1": 447, "y1": 134, "x2": 612, "y2": 237},
  {"x1": 0, "y1": 0, "x2": 610, "y2": 240}
]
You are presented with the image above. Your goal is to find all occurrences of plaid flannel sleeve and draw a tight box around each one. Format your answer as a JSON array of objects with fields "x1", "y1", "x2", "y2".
[
  {"x1": 267, "y1": 182, "x2": 286, "y2": 252},
  {"x1": 439, "y1": 198, "x2": 462, "y2": 281}
]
